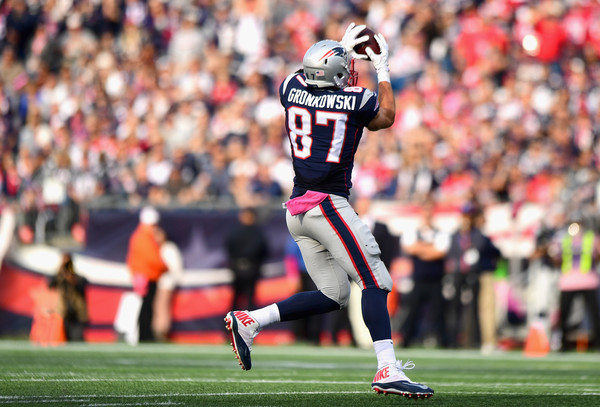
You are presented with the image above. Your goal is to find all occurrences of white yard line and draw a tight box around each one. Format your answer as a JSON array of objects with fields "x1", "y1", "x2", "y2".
[
  {"x1": 1, "y1": 378, "x2": 599, "y2": 389},
  {"x1": 1, "y1": 340, "x2": 600, "y2": 365},
  {"x1": 2, "y1": 389, "x2": 600, "y2": 404}
]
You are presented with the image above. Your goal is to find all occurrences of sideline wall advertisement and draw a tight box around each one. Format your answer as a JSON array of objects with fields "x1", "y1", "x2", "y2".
[{"x1": 0, "y1": 208, "x2": 298, "y2": 344}]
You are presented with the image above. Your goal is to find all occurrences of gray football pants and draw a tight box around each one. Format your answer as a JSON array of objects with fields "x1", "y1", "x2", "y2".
[{"x1": 286, "y1": 194, "x2": 393, "y2": 308}]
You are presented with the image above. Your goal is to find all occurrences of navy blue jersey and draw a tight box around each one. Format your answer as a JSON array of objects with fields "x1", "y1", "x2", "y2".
[{"x1": 279, "y1": 73, "x2": 379, "y2": 198}]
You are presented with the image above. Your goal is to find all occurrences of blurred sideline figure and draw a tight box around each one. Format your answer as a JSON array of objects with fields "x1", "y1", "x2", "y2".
[
  {"x1": 400, "y1": 202, "x2": 449, "y2": 348},
  {"x1": 48, "y1": 253, "x2": 88, "y2": 341},
  {"x1": 548, "y1": 214, "x2": 600, "y2": 351},
  {"x1": 526, "y1": 205, "x2": 563, "y2": 347},
  {"x1": 226, "y1": 207, "x2": 269, "y2": 312},
  {"x1": 125, "y1": 206, "x2": 168, "y2": 342},
  {"x1": 152, "y1": 228, "x2": 184, "y2": 342},
  {"x1": 446, "y1": 204, "x2": 501, "y2": 350},
  {"x1": 225, "y1": 24, "x2": 434, "y2": 399}
]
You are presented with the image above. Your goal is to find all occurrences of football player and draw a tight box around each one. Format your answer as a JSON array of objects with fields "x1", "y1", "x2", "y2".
[{"x1": 225, "y1": 23, "x2": 434, "y2": 399}]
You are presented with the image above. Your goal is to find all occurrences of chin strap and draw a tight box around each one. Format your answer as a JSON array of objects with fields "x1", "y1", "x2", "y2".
[{"x1": 348, "y1": 59, "x2": 358, "y2": 87}]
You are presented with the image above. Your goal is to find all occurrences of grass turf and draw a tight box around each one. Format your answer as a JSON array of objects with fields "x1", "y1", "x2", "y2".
[{"x1": 0, "y1": 340, "x2": 598, "y2": 406}]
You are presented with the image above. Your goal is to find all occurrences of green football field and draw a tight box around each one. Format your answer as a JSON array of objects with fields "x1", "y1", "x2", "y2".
[{"x1": 0, "y1": 340, "x2": 598, "y2": 406}]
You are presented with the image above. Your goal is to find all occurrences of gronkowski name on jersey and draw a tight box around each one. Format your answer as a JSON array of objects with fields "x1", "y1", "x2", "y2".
[{"x1": 279, "y1": 72, "x2": 379, "y2": 199}]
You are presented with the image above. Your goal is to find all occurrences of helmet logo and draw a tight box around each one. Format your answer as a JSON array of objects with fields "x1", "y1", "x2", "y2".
[{"x1": 318, "y1": 46, "x2": 346, "y2": 61}]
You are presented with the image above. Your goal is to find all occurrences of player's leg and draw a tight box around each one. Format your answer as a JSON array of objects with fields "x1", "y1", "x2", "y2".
[
  {"x1": 314, "y1": 195, "x2": 433, "y2": 398},
  {"x1": 311, "y1": 195, "x2": 394, "y2": 344},
  {"x1": 250, "y1": 209, "x2": 351, "y2": 325},
  {"x1": 280, "y1": 207, "x2": 351, "y2": 314},
  {"x1": 225, "y1": 207, "x2": 349, "y2": 371}
]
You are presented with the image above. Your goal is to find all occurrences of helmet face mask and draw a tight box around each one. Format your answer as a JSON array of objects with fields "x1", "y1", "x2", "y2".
[
  {"x1": 303, "y1": 40, "x2": 357, "y2": 89},
  {"x1": 348, "y1": 58, "x2": 357, "y2": 87}
]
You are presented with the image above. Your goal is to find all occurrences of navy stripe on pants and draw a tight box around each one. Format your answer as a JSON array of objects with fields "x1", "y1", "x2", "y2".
[{"x1": 319, "y1": 197, "x2": 379, "y2": 289}]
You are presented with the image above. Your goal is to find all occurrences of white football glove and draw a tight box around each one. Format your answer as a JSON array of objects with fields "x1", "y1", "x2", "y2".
[
  {"x1": 340, "y1": 22, "x2": 369, "y2": 60},
  {"x1": 365, "y1": 33, "x2": 390, "y2": 82}
]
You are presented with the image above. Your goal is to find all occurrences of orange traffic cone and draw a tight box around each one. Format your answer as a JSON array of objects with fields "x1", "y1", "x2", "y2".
[{"x1": 523, "y1": 321, "x2": 550, "y2": 357}]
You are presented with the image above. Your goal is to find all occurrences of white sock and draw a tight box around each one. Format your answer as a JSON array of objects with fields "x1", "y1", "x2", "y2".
[
  {"x1": 373, "y1": 339, "x2": 396, "y2": 370},
  {"x1": 248, "y1": 304, "x2": 280, "y2": 328}
]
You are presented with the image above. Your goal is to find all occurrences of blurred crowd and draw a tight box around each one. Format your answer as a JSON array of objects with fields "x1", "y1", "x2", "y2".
[{"x1": 0, "y1": 0, "x2": 599, "y2": 241}]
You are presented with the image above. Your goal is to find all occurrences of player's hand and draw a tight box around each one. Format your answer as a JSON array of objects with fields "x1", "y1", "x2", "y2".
[
  {"x1": 341, "y1": 22, "x2": 369, "y2": 60},
  {"x1": 365, "y1": 33, "x2": 390, "y2": 73}
]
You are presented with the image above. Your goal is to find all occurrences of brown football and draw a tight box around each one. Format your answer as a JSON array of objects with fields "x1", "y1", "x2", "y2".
[{"x1": 353, "y1": 27, "x2": 381, "y2": 61}]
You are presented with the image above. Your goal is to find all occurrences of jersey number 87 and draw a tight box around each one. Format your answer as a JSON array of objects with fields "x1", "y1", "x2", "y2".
[{"x1": 287, "y1": 107, "x2": 349, "y2": 164}]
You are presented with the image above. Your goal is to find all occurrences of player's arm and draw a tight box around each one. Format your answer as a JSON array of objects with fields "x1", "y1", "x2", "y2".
[
  {"x1": 365, "y1": 34, "x2": 395, "y2": 131},
  {"x1": 367, "y1": 80, "x2": 395, "y2": 131}
]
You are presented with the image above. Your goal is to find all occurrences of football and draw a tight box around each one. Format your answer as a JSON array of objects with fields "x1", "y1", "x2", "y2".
[{"x1": 353, "y1": 27, "x2": 381, "y2": 61}]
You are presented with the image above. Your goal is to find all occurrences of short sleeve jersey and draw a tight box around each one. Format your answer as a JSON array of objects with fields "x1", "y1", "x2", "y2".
[{"x1": 279, "y1": 72, "x2": 379, "y2": 199}]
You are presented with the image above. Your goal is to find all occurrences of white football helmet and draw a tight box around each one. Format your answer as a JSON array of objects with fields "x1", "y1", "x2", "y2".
[{"x1": 302, "y1": 40, "x2": 357, "y2": 89}]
